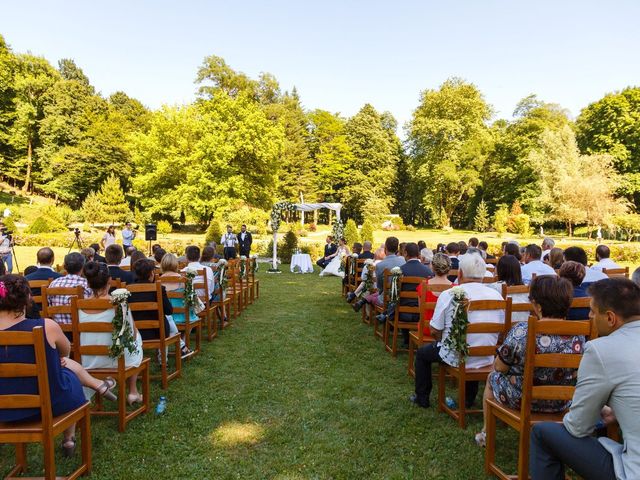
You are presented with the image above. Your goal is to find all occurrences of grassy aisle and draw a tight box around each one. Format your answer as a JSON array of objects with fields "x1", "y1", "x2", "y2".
[{"x1": 1, "y1": 269, "x2": 515, "y2": 479}]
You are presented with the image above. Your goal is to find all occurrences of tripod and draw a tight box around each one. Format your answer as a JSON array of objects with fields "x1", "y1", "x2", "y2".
[{"x1": 67, "y1": 232, "x2": 83, "y2": 253}]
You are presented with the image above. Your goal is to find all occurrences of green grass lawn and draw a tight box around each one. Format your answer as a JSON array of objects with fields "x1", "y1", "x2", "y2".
[{"x1": 0, "y1": 268, "x2": 527, "y2": 479}]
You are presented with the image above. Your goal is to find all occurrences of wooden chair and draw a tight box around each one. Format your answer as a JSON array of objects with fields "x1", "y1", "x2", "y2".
[
  {"x1": 342, "y1": 255, "x2": 352, "y2": 297},
  {"x1": 210, "y1": 269, "x2": 231, "y2": 335},
  {"x1": 28, "y1": 279, "x2": 52, "y2": 315},
  {"x1": 384, "y1": 275, "x2": 426, "y2": 357},
  {"x1": 158, "y1": 276, "x2": 202, "y2": 358},
  {"x1": 485, "y1": 316, "x2": 594, "y2": 479},
  {"x1": 193, "y1": 268, "x2": 217, "y2": 340},
  {"x1": 603, "y1": 266, "x2": 629, "y2": 278},
  {"x1": 482, "y1": 276, "x2": 498, "y2": 283},
  {"x1": 438, "y1": 298, "x2": 513, "y2": 429},
  {"x1": 0, "y1": 326, "x2": 92, "y2": 479},
  {"x1": 247, "y1": 257, "x2": 260, "y2": 301},
  {"x1": 70, "y1": 297, "x2": 150, "y2": 432},
  {"x1": 486, "y1": 258, "x2": 498, "y2": 265},
  {"x1": 407, "y1": 281, "x2": 452, "y2": 377},
  {"x1": 126, "y1": 282, "x2": 182, "y2": 389},
  {"x1": 41, "y1": 285, "x2": 85, "y2": 349},
  {"x1": 120, "y1": 265, "x2": 131, "y2": 272},
  {"x1": 225, "y1": 262, "x2": 243, "y2": 319},
  {"x1": 447, "y1": 269, "x2": 459, "y2": 282},
  {"x1": 373, "y1": 270, "x2": 391, "y2": 340},
  {"x1": 569, "y1": 296, "x2": 592, "y2": 320},
  {"x1": 501, "y1": 284, "x2": 533, "y2": 323}
]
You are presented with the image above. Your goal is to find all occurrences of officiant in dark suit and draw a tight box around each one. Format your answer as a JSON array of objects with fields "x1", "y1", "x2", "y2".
[
  {"x1": 316, "y1": 235, "x2": 337, "y2": 269},
  {"x1": 237, "y1": 224, "x2": 253, "y2": 257}
]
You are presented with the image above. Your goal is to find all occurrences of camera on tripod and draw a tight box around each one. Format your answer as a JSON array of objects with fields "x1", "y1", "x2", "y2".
[
  {"x1": 0, "y1": 227, "x2": 12, "y2": 240},
  {"x1": 73, "y1": 227, "x2": 81, "y2": 237}
]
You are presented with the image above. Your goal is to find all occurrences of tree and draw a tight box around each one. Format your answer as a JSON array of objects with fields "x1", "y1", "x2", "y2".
[
  {"x1": 97, "y1": 174, "x2": 130, "y2": 223},
  {"x1": 474, "y1": 200, "x2": 490, "y2": 232},
  {"x1": 407, "y1": 78, "x2": 492, "y2": 227},
  {"x1": 525, "y1": 126, "x2": 625, "y2": 235},
  {"x1": 344, "y1": 219, "x2": 360, "y2": 246},
  {"x1": 81, "y1": 191, "x2": 104, "y2": 225},
  {"x1": 195, "y1": 55, "x2": 257, "y2": 99},
  {"x1": 493, "y1": 205, "x2": 509, "y2": 235},
  {"x1": 360, "y1": 219, "x2": 375, "y2": 243},
  {"x1": 576, "y1": 87, "x2": 640, "y2": 207},
  {"x1": 8, "y1": 53, "x2": 59, "y2": 191}
]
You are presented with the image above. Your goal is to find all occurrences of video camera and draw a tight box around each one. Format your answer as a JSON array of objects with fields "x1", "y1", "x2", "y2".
[
  {"x1": 0, "y1": 227, "x2": 12, "y2": 238},
  {"x1": 73, "y1": 227, "x2": 81, "y2": 238}
]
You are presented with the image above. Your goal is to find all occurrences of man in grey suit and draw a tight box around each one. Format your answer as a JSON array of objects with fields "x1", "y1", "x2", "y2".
[
  {"x1": 352, "y1": 236, "x2": 405, "y2": 312},
  {"x1": 530, "y1": 278, "x2": 640, "y2": 480}
]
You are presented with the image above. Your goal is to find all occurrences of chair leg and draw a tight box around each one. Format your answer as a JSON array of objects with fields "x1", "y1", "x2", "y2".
[
  {"x1": 42, "y1": 433, "x2": 56, "y2": 480},
  {"x1": 175, "y1": 340, "x2": 182, "y2": 379},
  {"x1": 391, "y1": 324, "x2": 399, "y2": 357},
  {"x1": 80, "y1": 410, "x2": 92, "y2": 474},
  {"x1": 458, "y1": 379, "x2": 466, "y2": 429},
  {"x1": 160, "y1": 347, "x2": 168, "y2": 389},
  {"x1": 517, "y1": 423, "x2": 531, "y2": 480},
  {"x1": 14, "y1": 443, "x2": 27, "y2": 474},
  {"x1": 408, "y1": 340, "x2": 415, "y2": 376},
  {"x1": 143, "y1": 362, "x2": 150, "y2": 414},
  {"x1": 118, "y1": 372, "x2": 127, "y2": 432},
  {"x1": 438, "y1": 367, "x2": 446, "y2": 413},
  {"x1": 485, "y1": 403, "x2": 497, "y2": 474}
]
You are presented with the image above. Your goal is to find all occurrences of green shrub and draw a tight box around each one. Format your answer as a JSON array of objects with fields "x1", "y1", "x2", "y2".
[
  {"x1": 344, "y1": 219, "x2": 360, "y2": 246},
  {"x1": 280, "y1": 230, "x2": 299, "y2": 263},
  {"x1": 300, "y1": 242, "x2": 322, "y2": 260},
  {"x1": 474, "y1": 200, "x2": 490, "y2": 232},
  {"x1": 157, "y1": 220, "x2": 172, "y2": 235},
  {"x1": 205, "y1": 220, "x2": 223, "y2": 245},
  {"x1": 1, "y1": 216, "x2": 17, "y2": 232},
  {"x1": 493, "y1": 205, "x2": 509, "y2": 236},
  {"x1": 510, "y1": 213, "x2": 532, "y2": 236},
  {"x1": 360, "y1": 220, "x2": 375, "y2": 243},
  {"x1": 308, "y1": 223, "x2": 317, "y2": 232},
  {"x1": 26, "y1": 216, "x2": 67, "y2": 234},
  {"x1": 223, "y1": 204, "x2": 270, "y2": 235},
  {"x1": 296, "y1": 229, "x2": 308, "y2": 237}
]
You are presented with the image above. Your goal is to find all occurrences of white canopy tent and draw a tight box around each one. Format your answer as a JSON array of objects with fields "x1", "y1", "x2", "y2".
[{"x1": 270, "y1": 202, "x2": 342, "y2": 271}]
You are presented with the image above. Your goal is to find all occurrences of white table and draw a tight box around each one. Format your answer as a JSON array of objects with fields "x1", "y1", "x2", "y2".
[{"x1": 290, "y1": 253, "x2": 314, "y2": 273}]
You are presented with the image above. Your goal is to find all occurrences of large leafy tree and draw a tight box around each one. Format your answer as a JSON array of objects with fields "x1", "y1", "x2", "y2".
[
  {"x1": 0, "y1": 35, "x2": 17, "y2": 177},
  {"x1": 575, "y1": 87, "x2": 640, "y2": 206},
  {"x1": 407, "y1": 78, "x2": 492, "y2": 227}
]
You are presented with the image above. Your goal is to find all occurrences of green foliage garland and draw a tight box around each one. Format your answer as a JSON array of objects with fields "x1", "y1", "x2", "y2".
[
  {"x1": 109, "y1": 289, "x2": 138, "y2": 359},
  {"x1": 271, "y1": 201, "x2": 297, "y2": 232},
  {"x1": 331, "y1": 218, "x2": 344, "y2": 241},
  {"x1": 443, "y1": 287, "x2": 470, "y2": 362},
  {"x1": 183, "y1": 270, "x2": 198, "y2": 310}
]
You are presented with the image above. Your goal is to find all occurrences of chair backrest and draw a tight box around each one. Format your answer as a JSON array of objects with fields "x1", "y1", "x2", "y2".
[
  {"x1": 501, "y1": 284, "x2": 529, "y2": 299},
  {"x1": 520, "y1": 316, "x2": 594, "y2": 421},
  {"x1": 482, "y1": 276, "x2": 498, "y2": 284},
  {"x1": 486, "y1": 258, "x2": 498, "y2": 265},
  {"x1": 396, "y1": 275, "x2": 428, "y2": 317},
  {"x1": 120, "y1": 265, "x2": 131, "y2": 271},
  {"x1": 109, "y1": 278, "x2": 124, "y2": 289},
  {"x1": 0, "y1": 326, "x2": 53, "y2": 428},
  {"x1": 28, "y1": 279, "x2": 52, "y2": 308},
  {"x1": 417, "y1": 281, "x2": 453, "y2": 336},
  {"x1": 158, "y1": 275, "x2": 191, "y2": 324},
  {"x1": 448, "y1": 269, "x2": 459, "y2": 280},
  {"x1": 603, "y1": 267, "x2": 629, "y2": 278},
  {"x1": 464, "y1": 298, "x2": 513, "y2": 359},
  {"x1": 381, "y1": 269, "x2": 391, "y2": 308},
  {"x1": 70, "y1": 297, "x2": 125, "y2": 366},
  {"x1": 126, "y1": 281, "x2": 166, "y2": 338},
  {"x1": 41, "y1": 285, "x2": 85, "y2": 332},
  {"x1": 355, "y1": 259, "x2": 366, "y2": 284}
]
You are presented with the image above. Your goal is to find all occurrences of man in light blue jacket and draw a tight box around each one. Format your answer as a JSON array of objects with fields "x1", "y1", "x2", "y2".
[{"x1": 530, "y1": 278, "x2": 640, "y2": 480}]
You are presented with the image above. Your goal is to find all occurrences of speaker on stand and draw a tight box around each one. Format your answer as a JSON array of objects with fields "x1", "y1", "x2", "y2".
[{"x1": 145, "y1": 223, "x2": 157, "y2": 256}]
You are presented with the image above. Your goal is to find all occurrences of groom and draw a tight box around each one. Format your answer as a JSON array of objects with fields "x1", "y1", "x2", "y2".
[{"x1": 316, "y1": 235, "x2": 337, "y2": 269}]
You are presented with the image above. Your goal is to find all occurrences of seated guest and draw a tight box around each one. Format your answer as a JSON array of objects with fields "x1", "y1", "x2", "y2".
[
  {"x1": 352, "y1": 242, "x2": 363, "y2": 256},
  {"x1": 129, "y1": 259, "x2": 172, "y2": 341},
  {"x1": 420, "y1": 247, "x2": 433, "y2": 266},
  {"x1": 316, "y1": 236, "x2": 337, "y2": 269},
  {"x1": 359, "y1": 241, "x2": 375, "y2": 260},
  {"x1": 80, "y1": 247, "x2": 95, "y2": 263},
  {"x1": 181, "y1": 246, "x2": 215, "y2": 299},
  {"x1": 541, "y1": 237, "x2": 555, "y2": 262},
  {"x1": 559, "y1": 261, "x2": 590, "y2": 320},
  {"x1": 521, "y1": 244, "x2": 556, "y2": 285},
  {"x1": 563, "y1": 246, "x2": 607, "y2": 286},
  {"x1": 25, "y1": 247, "x2": 63, "y2": 316},
  {"x1": 468, "y1": 237, "x2": 479, "y2": 248},
  {"x1": 478, "y1": 241, "x2": 495, "y2": 260},
  {"x1": 352, "y1": 237, "x2": 405, "y2": 312},
  {"x1": 545, "y1": 247, "x2": 564, "y2": 270},
  {"x1": 504, "y1": 242, "x2": 522, "y2": 262},
  {"x1": 128, "y1": 250, "x2": 147, "y2": 280},
  {"x1": 153, "y1": 248, "x2": 167, "y2": 266},
  {"x1": 411, "y1": 253, "x2": 505, "y2": 408},
  {"x1": 0, "y1": 259, "x2": 4, "y2": 276},
  {"x1": 633, "y1": 266, "x2": 640, "y2": 286},
  {"x1": 200, "y1": 246, "x2": 218, "y2": 267},
  {"x1": 150, "y1": 244, "x2": 162, "y2": 257},
  {"x1": 530, "y1": 278, "x2": 640, "y2": 480},
  {"x1": 89, "y1": 243, "x2": 106, "y2": 263},
  {"x1": 160, "y1": 254, "x2": 194, "y2": 355},
  {"x1": 458, "y1": 241, "x2": 468, "y2": 255},
  {"x1": 0, "y1": 274, "x2": 116, "y2": 456},
  {"x1": 23, "y1": 265, "x2": 38, "y2": 276},
  {"x1": 475, "y1": 275, "x2": 583, "y2": 447},
  {"x1": 376, "y1": 243, "x2": 433, "y2": 330},
  {"x1": 105, "y1": 244, "x2": 134, "y2": 284},
  {"x1": 436, "y1": 243, "x2": 446, "y2": 254},
  {"x1": 47, "y1": 252, "x2": 92, "y2": 326},
  {"x1": 418, "y1": 240, "x2": 427, "y2": 251},
  {"x1": 590, "y1": 245, "x2": 621, "y2": 272},
  {"x1": 489, "y1": 254, "x2": 529, "y2": 322},
  {"x1": 445, "y1": 242, "x2": 461, "y2": 282},
  {"x1": 399, "y1": 242, "x2": 407, "y2": 258},
  {"x1": 78, "y1": 262, "x2": 144, "y2": 404},
  {"x1": 119, "y1": 246, "x2": 137, "y2": 267},
  {"x1": 415, "y1": 253, "x2": 453, "y2": 330}
]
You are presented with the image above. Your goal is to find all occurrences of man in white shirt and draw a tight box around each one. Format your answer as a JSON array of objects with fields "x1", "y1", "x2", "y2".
[
  {"x1": 521, "y1": 244, "x2": 556, "y2": 285},
  {"x1": 541, "y1": 237, "x2": 555, "y2": 262},
  {"x1": 590, "y1": 245, "x2": 621, "y2": 272},
  {"x1": 221, "y1": 225, "x2": 238, "y2": 260},
  {"x1": 411, "y1": 253, "x2": 505, "y2": 408},
  {"x1": 181, "y1": 245, "x2": 215, "y2": 299},
  {"x1": 563, "y1": 246, "x2": 607, "y2": 286},
  {"x1": 530, "y1": 278, "x2": 640, "y2": 480}
]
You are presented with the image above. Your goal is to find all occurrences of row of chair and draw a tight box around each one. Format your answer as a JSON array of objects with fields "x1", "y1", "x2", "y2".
[{"x1": 0, "y1": 257, "x2": 261, "y2": 479}]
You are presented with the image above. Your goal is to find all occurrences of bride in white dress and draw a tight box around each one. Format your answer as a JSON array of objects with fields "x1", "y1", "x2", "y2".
[{"x1": 319, "y1": 239, "x2": 350, "y2": 278}]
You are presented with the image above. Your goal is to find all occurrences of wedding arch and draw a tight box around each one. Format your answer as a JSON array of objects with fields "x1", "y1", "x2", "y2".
[{"x1": 269, "y1": 201, "x2": 342, "y2": 271}]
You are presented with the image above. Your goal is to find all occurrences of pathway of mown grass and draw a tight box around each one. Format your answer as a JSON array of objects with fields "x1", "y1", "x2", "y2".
[{"x1": 1, "y1": 269, "x2": 520, "y2": 479}]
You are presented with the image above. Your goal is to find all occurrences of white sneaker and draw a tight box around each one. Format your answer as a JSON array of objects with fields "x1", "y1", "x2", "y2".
[{"x1": 474, "y1": 431, "x2": 486, "y2": 447}]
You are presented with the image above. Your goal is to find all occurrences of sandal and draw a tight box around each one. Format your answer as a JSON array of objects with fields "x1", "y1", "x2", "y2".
[
  {"x1": 127, "y1": 393, "x2": 143, "y2": 406},
  {"x1": 61, "y1": 437, "x2": 76, "y2": 457},
  {"x1": 181, "y1": 345, "x2": 193, "y2": 357},
  {"x1": 95, "y1": 377, "x2": 117, "y2": 402}
]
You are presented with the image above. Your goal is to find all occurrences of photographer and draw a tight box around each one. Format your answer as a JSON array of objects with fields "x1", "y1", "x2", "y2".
[
  {"x1": 0, "y1": 221, "x2": 14, "y2": 273},
  {"x1": 122, "y1": 222, "x2": 137, "y2": 251}
]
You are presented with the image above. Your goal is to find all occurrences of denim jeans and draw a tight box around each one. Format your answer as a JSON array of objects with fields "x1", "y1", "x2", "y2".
[{"x1": 1, "y1": 253, "x2": 12, "y2": 273}]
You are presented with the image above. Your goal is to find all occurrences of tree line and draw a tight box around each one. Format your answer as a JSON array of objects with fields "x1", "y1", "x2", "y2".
[{"x1": 1, "y1": 33, "x2": 639, "y2": 234}]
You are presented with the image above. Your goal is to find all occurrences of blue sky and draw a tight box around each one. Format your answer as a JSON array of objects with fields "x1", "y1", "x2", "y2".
[{"x1": 1, "y1": 0, "x2": 639, "y2": 131}]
